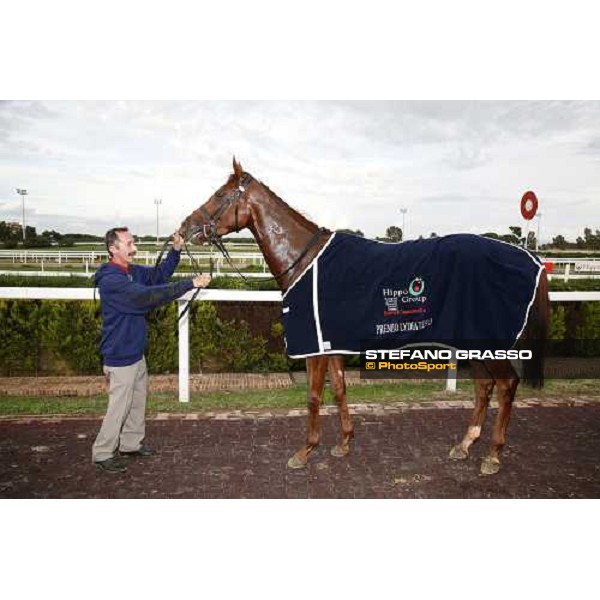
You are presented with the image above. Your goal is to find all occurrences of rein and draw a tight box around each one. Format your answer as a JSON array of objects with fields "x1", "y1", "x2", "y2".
[{"x1": 148, "y1": 237, "x2": 201, "y2": 323}]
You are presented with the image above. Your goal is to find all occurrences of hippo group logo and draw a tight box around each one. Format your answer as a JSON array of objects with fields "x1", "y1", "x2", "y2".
[{"x1": 409, "y1": 277, "x2": 425, "y2": 297}]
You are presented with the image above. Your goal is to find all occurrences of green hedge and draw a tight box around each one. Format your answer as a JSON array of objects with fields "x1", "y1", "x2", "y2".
[
  {"x1": 2, "y1": 298, "x2": 599, "y2": 376},
  {"x1": 2, "y1": 273, "x2": 598, "y2": 291},
  {"x1": 0, "y1": 274, "x2": 280, "y2": 290},
  {"x1": 0, "y1": 299, "x2": 289, "y2": 376},
  {"x1": 548, "y1": 279, "x2": 600, "y2": 292},
  {"x1": 2, "y1": 275, "x2": 600, "y2": 376}
]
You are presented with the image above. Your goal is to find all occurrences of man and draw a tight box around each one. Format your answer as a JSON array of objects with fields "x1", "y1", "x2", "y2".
[{"x1": 92, "y1": 226, "x2": 210, "y2": 473}]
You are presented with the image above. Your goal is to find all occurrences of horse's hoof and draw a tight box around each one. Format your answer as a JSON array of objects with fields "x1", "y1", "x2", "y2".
[
  {"x1": 449, "y1": 445, "x2": 469, "y2": 460},
  {"x1": 331, "y1": 444, "x2": 350, "y2": 458},
  {"x1": 480, "y1": 456, "x2": 500, "y2": 476},
  {"x1": 287, "y1": 454, "x2": 308, "y2": 470}
]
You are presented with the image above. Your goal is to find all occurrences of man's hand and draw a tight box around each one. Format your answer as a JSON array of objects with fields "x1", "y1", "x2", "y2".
[
  {"x1": 192, "y1": 274, "x2": 211, "y2": 289},
  {"x1": 172, "y1": 232, "x2": 184, "y2": 251}
]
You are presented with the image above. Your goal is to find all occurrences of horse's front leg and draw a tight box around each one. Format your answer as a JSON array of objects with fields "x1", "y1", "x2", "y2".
[
  {"x1": 287, "y1": 355, "x2": 328, "y2": 469},
  {"x1": 328, "y1": 355, "x2": 354, "y2": 458}
]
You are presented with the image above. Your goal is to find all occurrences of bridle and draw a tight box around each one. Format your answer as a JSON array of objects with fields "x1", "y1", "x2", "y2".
[
  {"x1": 183, "y1": 172, "x2": 330, "y2": 290},
  {"x1": 186, "y1": 172, "x2": 254, "y2": 247}
]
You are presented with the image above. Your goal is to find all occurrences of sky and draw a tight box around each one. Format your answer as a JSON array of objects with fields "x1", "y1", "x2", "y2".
[{"x1": 1, "y1": 100, "x2": 599, "y2": 244}]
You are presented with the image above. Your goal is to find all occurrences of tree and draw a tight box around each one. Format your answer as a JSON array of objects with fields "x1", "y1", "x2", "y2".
[
  {"x1": 0, "y1": 221, "x2": 21, "y2": 246},
  {"x1": 41, "y1": 230, "x2": 64, "y2": 244},
  {"x1": 552, "y1": 235, "x2": 567, "y2": 249},
  {"x1": 502, "y1": 226, "x2": 523, "y2": 246},
  {"x1": 509, "y1": 226, "x2": 522, "y2": 239},
  {"x1": 22, "y1": 225, "x2": 39, "y2": 247},
  {"x1": 385, "y1": 226, "x2": 403, "y2": 242},
  {"x1": 583, "y1": 227, "x2": 600, "y2": 250},
  {"x1": 336, "y1": 228, "x2": 364, "y2": 237}
]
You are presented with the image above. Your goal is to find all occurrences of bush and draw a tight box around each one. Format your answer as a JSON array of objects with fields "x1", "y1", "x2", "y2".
[
  {"x1": 0, "y1": 298, "x2": 290, "y2": 376},
  {"x1": 0, "y1": 300, "x2": 38, "y2": 375},
  {"x1": 575, "y1": 302, "x2": 600, "y2": 357},
  {"x1": 0, "y1": 275, "x2": 95, "y2": 288},
  {"x1": 549, "y1": 305, "x2": 567, "y2": 340},
  {"x1": 548, "y1": 279, "x2": 600, "y2": 292}
]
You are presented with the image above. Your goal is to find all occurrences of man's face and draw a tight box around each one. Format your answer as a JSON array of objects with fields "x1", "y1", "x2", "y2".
[{"x1": 110, "y1": 230, "x2": 137, "y2": 264}]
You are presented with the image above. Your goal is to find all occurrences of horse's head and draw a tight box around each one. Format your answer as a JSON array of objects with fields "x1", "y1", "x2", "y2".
[{"x1": 179, "y1": 157, "x2": 254, "y2": 245}]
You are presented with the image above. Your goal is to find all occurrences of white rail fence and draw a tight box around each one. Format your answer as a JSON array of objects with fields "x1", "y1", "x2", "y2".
[
  {"x1": 1, "y1": 288, "x2": 599, "y2": 401},
  {"x1": 0, "y1": 249, "x2": 267, "y2": 270},
  {"x1": 0, "y1": 270, "x2": 269, "y2": 279},
  {"x1": 2, "y1": 252, "x2": 600, "y2": 280}
]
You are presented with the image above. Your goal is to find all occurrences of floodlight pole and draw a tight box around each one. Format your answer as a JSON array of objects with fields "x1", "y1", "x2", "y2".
[
  {"x1": 154, "y1": 198, "x2": 162, "y2": 245},
  {"x1": 16, "y1": 188, "x2": 28, "y2": 242},
  {"x1": 400, "y1": 208, "x2": 407, "y2": 241}
]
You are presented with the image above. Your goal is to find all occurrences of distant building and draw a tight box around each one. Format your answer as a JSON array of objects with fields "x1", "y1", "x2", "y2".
[{"x1": 5, "y1": 222, "x2": 21, "y2": 234}]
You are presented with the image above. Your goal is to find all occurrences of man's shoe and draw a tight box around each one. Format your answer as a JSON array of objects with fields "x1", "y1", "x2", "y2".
[
  {"x1": 95, "y1": 456, "x2": 127, "y2": 474},
  {"x1": 120, "y1": 445, "x2": 156, "y2": 458}
]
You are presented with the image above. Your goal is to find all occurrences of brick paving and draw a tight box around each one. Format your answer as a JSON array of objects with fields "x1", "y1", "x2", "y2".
[
  {"x1": 1, "y1": 399, "x2": 599, "y2": 498},
  {"x1": 0, "y1": 371, "x2": 426, "y2": 398},
  {"x1": 0, "y1": 372, "x2": 295, "y2": 397}
]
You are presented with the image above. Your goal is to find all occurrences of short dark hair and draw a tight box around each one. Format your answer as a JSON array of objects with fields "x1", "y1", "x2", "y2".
[{"x1": 105, "y1": 227, "x2": 129, "y2": 257}]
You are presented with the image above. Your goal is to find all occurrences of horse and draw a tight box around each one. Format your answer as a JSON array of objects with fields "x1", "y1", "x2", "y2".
[{"x1": 179, "y1": 157, "x2": 550, "y2": 476}]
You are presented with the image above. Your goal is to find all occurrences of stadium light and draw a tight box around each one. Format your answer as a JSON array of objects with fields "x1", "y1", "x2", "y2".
[
  {"x1": 16, "y1": 188, "x2": 28, "y2": 242},
  {"x1": 400, "y1": 207, "x2": 407, "y2": 240},
  {"x1": 154, "y1": 198, "x2": 162, "y2": 245}
]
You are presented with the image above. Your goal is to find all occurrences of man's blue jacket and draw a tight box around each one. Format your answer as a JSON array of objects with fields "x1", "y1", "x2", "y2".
[{"x1": 93, "y1": 249, "x2": 194, "y2": 367}]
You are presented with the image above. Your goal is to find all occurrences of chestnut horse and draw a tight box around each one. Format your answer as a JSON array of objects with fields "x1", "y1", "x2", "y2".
[{"x1": 180, "y1": 158, "x2": 550, "y2": 476}]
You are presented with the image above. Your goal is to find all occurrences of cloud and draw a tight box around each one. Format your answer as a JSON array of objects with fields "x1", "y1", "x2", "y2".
[{"x1": 0, "y1": 101, "x2": 599, "y2": 242}]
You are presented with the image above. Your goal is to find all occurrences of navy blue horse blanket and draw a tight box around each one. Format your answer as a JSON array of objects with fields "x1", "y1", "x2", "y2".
[{"x1": 281, "y1": 233, "x2": 544, "y2": 358}]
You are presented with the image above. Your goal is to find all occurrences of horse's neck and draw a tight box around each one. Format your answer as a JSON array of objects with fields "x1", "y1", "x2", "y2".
[{"x1": 247, "y1": 189, "x2": 329, "y2": 290}]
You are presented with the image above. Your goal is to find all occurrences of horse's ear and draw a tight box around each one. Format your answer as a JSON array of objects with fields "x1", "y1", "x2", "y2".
[{"x1": 233, "y1": 156, "x2": 243, "y2": 179}]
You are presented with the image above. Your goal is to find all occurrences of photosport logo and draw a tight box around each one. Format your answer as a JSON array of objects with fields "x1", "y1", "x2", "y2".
[
  {"x1": 360, "y1": 346, "x2": 534, "y2": 380},
  {"x1": 359, "y1": 339, "x2": 600, "y2": 380}
]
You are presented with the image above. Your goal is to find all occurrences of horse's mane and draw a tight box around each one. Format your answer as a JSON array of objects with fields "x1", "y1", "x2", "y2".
[{"x1": 256, "y1": 177, "x2": 320, "y2": 233}]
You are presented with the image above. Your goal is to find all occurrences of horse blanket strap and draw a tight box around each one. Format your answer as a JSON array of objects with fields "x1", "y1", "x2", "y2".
[{"x1": 281, "y1": 233, "x2": 544, "y2": 358}]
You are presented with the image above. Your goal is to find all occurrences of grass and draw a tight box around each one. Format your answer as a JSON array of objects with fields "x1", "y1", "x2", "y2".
[{"x1": 0, "y1": 379, "x2": 597, "y2": 418}]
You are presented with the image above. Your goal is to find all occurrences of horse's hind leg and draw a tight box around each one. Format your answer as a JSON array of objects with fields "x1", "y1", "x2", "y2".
[
  {"x1": 287, "y1": 355, "x2": 329, "y2": 470},
  {"x1": 480, "y1": 359, "x2": 519, "y2": 476},
  {"x1": 328, "y1": 355, "x2": 354, "y2": 458},
  {"x1": 449, "y1": 361, "x2": 495, "y2": 461}
]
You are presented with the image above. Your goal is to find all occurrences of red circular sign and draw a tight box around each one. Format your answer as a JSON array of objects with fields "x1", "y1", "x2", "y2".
[{"x1": 520, "y1": 191, "x2": 538, "y2": 220}]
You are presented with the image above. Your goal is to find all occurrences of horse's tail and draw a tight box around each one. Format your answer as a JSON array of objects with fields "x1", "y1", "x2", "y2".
[{"x1": 522, "y1": 268, "x2": 550, "y2": 389}]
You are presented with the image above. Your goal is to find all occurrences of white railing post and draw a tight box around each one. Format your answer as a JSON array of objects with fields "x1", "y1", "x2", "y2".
[
  {"x1": 446, "y1": 348, "x2": 458, "y2": 392},
  {"x1": 178, "y1": 298, "x2": 190, "y2": 403}
]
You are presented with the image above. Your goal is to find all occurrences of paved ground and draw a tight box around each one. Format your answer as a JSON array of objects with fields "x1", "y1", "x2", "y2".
[
  {"x1": 0, "y1": 372, "x2": 295, "y2": 396},
  {"x1": 1, "y1": 399, "x2": 599, "y2": 498}
]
